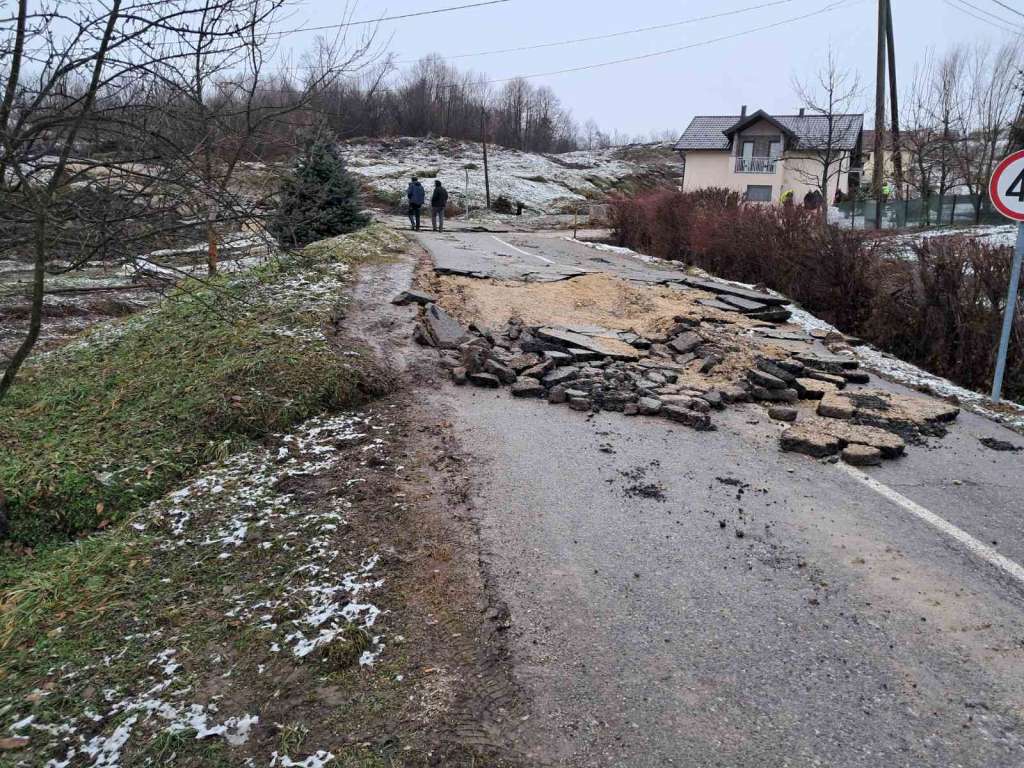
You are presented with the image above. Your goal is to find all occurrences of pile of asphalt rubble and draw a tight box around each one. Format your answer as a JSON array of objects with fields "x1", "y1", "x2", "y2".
[{"x1": 398, "y1": 291, "x2": 960, "y2": 468}]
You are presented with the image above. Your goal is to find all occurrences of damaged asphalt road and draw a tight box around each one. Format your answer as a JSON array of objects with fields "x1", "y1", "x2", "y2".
[{"x1": 406, "y1": 228, "x2": 1024, "y2": 767}]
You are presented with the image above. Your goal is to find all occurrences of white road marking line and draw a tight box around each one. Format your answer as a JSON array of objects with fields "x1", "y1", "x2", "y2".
[
  {"x1": 837, "y1": 462, "x2": 1024, "y2": 585},
  {"x1": 491, "y1": 235, "x2": 554, "y2": 264}
]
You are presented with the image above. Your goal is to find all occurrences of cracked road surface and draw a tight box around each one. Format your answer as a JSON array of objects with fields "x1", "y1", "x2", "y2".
[{"x1": 415, "y1": 229, "x2": 1024, "y2": 767}]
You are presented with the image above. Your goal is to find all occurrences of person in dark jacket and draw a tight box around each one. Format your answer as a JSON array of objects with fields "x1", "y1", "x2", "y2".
[
  {"x1": 431, "y1": 180, "x2": 449, "y2": 232},
  {"x1": 803, "y1": 189, "x2": 823, "y2": 210},
  {"x1": 407, "y1": 177, "x2": 425, "y2": 231}
]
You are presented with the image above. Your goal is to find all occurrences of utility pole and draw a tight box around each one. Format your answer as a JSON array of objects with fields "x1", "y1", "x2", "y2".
[
  {"x1": 481, "y1": 107, "x2": 492, "y2": 210},
  {"x1": 872, "y1": 0, "x2": 887, "y2": 230},
  {"x1": 885, "y1": 0, "x2": 904, "y2": 194}
]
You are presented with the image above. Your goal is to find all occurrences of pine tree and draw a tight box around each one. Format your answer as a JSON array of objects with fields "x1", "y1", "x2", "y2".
[{"x1": 270, "y1": 136, "x2": 369, "y2": 248}]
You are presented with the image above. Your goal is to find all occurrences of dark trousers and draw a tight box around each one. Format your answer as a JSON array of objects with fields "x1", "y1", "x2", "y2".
[
  {"x1": 408, "y1": 203, "x2": 422, "y2": 230},
  {"x1": 431, "y1": 206, "x2": 445, "y2": 231}
]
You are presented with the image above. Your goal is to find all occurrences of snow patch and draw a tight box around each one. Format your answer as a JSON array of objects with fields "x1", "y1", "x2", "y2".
[{"x1": 271, "y1": 751, "x2": 335, "y2": 768}]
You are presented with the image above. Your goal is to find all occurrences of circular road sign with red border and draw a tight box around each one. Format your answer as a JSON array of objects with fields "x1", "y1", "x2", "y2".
[{"x1": 990, "y1": 150, "x2": 1024, "y2": 222}]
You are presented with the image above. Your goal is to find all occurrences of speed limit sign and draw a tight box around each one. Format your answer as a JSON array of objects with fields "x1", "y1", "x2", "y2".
[
  {"x1": 988, "y1": 151, "x2": 1024, "y2": 402},
  {"x1": 990, "y1": 149, "x2": 1024, "y2": 221}
]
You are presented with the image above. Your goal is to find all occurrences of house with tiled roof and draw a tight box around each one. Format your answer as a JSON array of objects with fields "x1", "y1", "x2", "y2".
[{"x1": 674, "y1": 106, "x2": 865, "y2": 203}]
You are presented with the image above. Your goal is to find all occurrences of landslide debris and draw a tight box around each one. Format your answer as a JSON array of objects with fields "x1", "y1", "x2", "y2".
[{"x1": 408, "y1": 271, "x2": 963, "y2": 465}]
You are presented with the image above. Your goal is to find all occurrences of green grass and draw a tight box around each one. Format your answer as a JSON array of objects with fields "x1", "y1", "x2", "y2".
[
  {"x1": 0, "y1": 529, "x2": 142, "y2": 649},
  {"x1": 0, "y1": 224, "x2": 403, "y2": 546}
]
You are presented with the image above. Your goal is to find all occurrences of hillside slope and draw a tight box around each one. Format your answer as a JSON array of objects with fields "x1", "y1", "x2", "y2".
[{"x1": 342, "y1": 136, "x2": 683, "y2": 214}]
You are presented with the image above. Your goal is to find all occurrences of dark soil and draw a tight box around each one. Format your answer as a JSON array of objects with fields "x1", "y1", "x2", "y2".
[{"x1": 979, "y1": 436, "x2": 1022, "y2": 452}]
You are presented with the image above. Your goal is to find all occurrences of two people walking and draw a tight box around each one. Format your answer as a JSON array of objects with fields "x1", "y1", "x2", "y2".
[{"x1": 406, "y1": 177, "x2": 449, "y2": 232}]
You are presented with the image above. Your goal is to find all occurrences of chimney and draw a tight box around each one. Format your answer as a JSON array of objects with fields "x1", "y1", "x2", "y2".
[
  {"x1": 740, "y1": 105, "x2": 747, "y2": 117},
  {"x1": 799, "y1": 107, "x2": 805, "y2": 116}
]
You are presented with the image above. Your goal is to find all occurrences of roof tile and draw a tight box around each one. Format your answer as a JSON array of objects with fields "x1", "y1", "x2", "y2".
[{"x1": 674, "y1": 113, "x2": 863, "y2": 152}]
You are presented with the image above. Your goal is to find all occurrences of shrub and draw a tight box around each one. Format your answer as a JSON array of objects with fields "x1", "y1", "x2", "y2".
[
  {"x1": 492, "y1": 195, "x2": 514, "y2": 214},
  {"x1": 270, "y1": 136, "x2": 370, "y2": 248},
  {"x1": 864, "y1": 237, "x2": 1023, "y2": 399},
  {"x1": 609, "y1": 187, "x2": 739, "y2": 260}
]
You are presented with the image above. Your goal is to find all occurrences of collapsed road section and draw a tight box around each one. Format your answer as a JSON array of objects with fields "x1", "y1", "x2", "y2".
[{"x1": 400, "y1": 261, "x2": 961, "y2": 467}]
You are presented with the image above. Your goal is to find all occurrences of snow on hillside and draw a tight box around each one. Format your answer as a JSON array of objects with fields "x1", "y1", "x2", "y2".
[{"x1": 340, "y1": 137, "x2": 681, "y2": 214}]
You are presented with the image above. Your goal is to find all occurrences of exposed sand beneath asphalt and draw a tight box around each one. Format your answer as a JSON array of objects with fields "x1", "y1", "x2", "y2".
[
  {"x1": 424, "y1": 271, "x2": 800, "y2": 391},
  {"x1": 428, "y1": 272, "x2": 745, "y2": 335}
]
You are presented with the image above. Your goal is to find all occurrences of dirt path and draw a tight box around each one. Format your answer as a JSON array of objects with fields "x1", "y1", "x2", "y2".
[{"x1": 333, "y1": 245, "x2": 529, "y2": 763}]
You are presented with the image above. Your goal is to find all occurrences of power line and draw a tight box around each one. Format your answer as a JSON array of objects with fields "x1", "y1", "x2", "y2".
[
  {"x1": 132, "y1": 0, "x2": 515, "y2": 50},
  {"x1": 990, "y1": 0, "x2": 1024, "y2": 19},
  {"x1": 394, "y1": 0, "x2": 798, "y2": 65},
  {"x1": 478, "y1": 0, "x2": 861, "y2": 85},
  {"x1": 962, "y1": 0, "x2": 1024, "y2": 24},
  {"x1": 949, "y1": 0, "x2": 1024, "y2": 28},
  {"x1": 223, "y1": 0, "x2": 860, "y2": 84},
  {"x1": 263, "y1": 0, "x2": 513, "y2": 39},
  {"x1": 944, "y1": 0, "x2": 1020, "y2": 29}
]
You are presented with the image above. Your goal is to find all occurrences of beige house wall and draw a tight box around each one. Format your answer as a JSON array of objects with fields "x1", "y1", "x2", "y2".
[
  {"x1": 861, "y1": 148, "x2": 912, "y2": 187},
  {"x1": 781, "y1": 152, "x2": 852, "y2": 200},
  {"x1": 683, "y1": 148, "x2": 854, "y2": 203}
]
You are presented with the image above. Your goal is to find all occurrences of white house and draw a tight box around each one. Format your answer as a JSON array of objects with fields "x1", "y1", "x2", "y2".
[{"x1": 674, "y1": 107, "x2": 865, "y2": 203}]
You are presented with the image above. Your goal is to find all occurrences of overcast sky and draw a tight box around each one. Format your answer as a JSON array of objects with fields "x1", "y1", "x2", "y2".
[{"x1": 287, "y1": 0, "x2": 1021, "y2": 136}]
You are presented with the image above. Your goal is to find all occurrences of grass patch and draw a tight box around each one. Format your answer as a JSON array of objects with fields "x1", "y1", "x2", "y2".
[
  {"x1": 0, "y1": 530, "x2": 142, "y2": 651},
  {"x1": 0, "y1": 224, "x2": 405, "y2": 546}
]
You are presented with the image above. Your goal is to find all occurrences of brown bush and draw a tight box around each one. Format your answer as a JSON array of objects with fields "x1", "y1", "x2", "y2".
[
  {"x1": 609, "y1": 187, "x2": 739, "y2": 259},
  {"x1": 864, "y1": 237, "x2": 1023, "y2": 400},
  {"x1": 610, "y1": 191, "x2": 1024, "y2": 402}
]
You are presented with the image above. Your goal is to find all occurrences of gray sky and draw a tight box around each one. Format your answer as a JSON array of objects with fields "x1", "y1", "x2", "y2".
[{"x1": 288, "y1": 0, "x2": 1020, "y2": 136}]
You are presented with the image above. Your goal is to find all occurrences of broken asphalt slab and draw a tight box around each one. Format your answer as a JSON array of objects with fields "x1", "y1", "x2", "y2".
[
  {"x1": 419, "y1": 303, "x2": 469, "y2": 349},
  {"x1": 432, "y1": 249, "x2": 590, "y2": 283},
  {"x1": 391, "y1": 288, "x2": 437, "y2": 306},
  {"x1": 675, "y1": 275, "x2": 790, "y2": 307},
  {"x1": 535, "y1": 326, "x2": 641, "y2": 361}
]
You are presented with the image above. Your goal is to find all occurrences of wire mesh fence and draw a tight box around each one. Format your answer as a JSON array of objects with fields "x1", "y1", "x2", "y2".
[{"x1": 831, "y1": 194, "x2": 1006, "y2": 230}]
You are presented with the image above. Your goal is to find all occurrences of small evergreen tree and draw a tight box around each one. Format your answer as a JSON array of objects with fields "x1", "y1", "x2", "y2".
[{"x1": 270, "y1": 135, "x2": 369, "y2": 247}]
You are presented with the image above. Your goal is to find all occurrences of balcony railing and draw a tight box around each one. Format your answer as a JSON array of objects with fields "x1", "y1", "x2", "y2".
[{"x1": 735, "y1": 156, "x2": 778, "y2": 174}]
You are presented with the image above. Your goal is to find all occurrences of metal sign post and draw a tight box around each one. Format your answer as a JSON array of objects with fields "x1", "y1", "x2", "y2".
[
  {"x1": 988, "y1": 150, "x2": 1024, "y2": 402},
  {"x1": 992, "y1": 225, "x2": 1023, "y2": 402}
]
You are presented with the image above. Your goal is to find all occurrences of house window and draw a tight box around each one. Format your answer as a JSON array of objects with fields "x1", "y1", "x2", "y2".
[
  {"x1": 768, "y1": 139, "x2": 782, "y2": 159},
  {"x1": 745, "y1": 185, "x2": 772, "y2": 202}
]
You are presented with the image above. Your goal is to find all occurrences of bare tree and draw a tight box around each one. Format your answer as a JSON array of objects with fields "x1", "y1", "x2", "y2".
[
  {"x1": 0, "y1": 0, "x2": 128, "y2": 399},
  {"x1": 792, "y1": 48, "x2": 862, "y2": 218},
  {"x1": 953, "y1": 39, "x2": 1023, "y2": 223},
  {"x1": 903, "y1": 48, "x2": 965, "y2": 223},
  {"x1": 0, "y1": 0, "x2": 375, "y2": 400},
  {"x1": 1008, "y1": 68, "x2": 1024, "y2": 153},
  {"x1": 138, "y1": 1, "x2": 376, "y2": 274}
]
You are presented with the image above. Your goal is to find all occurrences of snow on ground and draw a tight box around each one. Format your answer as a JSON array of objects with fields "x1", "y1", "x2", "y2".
[
  {"x1": 37, "y1": 241, "x2": 353, "y2": 364},
  {"x1": 144, "y1": 412, "x2": 391, "y2": 664},
  {"x1": 7, "y1": 410, "x2": 398, "y2": 766},
  {"x1": 342, "y1": 137, "x2": 680, "y2": 214},
  {"x1": 23, "y1": 647, "x2": 262, "y2": 768}
]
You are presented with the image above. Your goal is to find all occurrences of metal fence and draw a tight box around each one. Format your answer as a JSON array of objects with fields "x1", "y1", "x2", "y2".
[{"x1": 830, "y1": 194, "x2": 1006, "y2": 230}]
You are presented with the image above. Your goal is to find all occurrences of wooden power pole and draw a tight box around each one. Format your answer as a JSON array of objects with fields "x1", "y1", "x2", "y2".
[
  {"x1": 873, "y1": 0, "x2": 887, "y2": 229},
  {"x1": 481, "y1": 108, "x2": 492, "y2": 210},
  {"x1": 885, "y1": 0, "x2": 904, "y2": 194}
]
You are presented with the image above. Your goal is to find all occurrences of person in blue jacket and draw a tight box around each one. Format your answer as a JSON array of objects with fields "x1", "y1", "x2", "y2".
[{"x1": 407, "y1": 177, "x2": 426, "y2": 231}]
